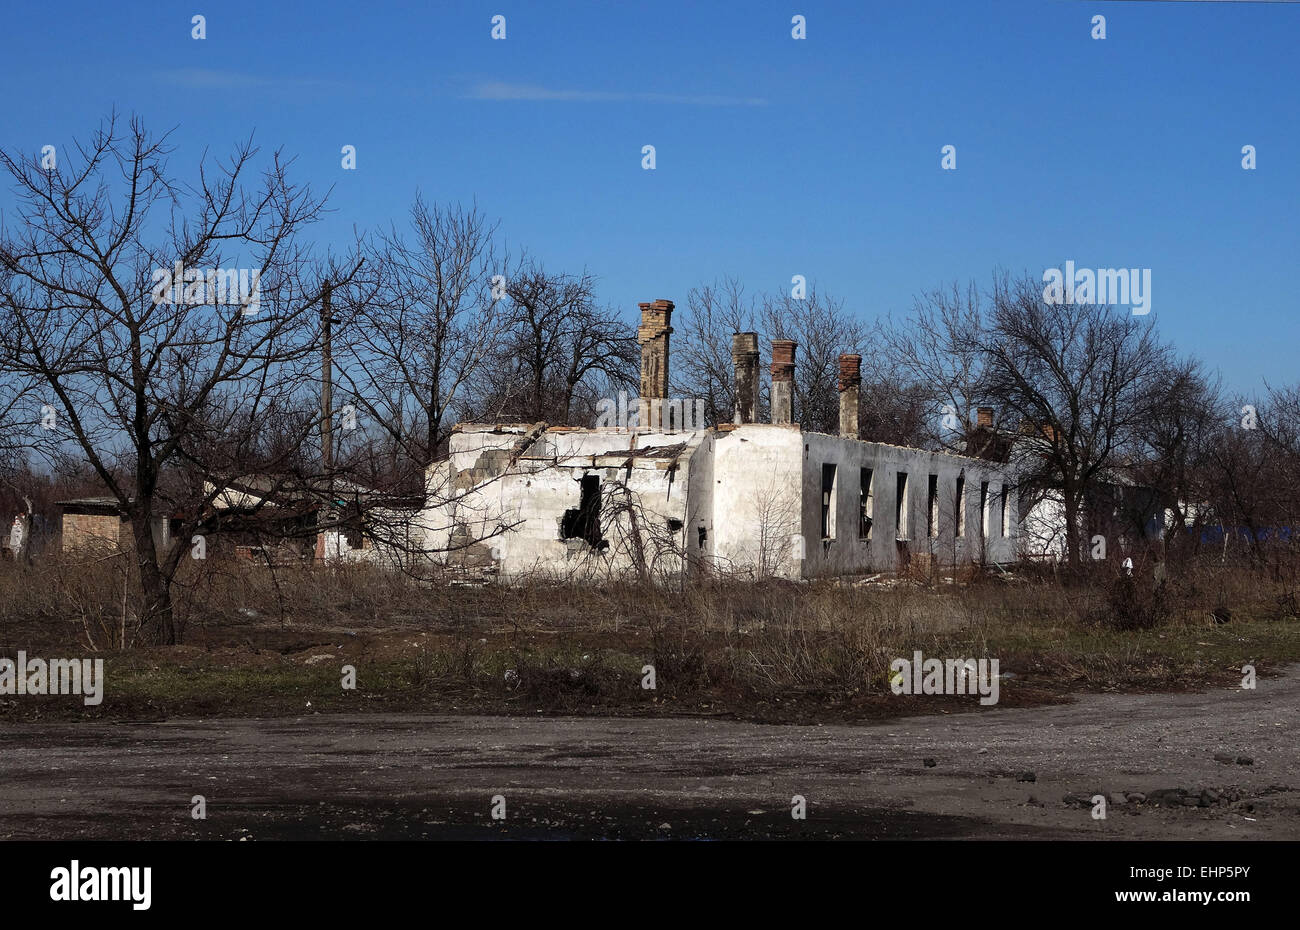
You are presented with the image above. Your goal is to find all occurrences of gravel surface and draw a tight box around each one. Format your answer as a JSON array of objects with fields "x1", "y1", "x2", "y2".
[{"x1": 2, "y1": 666, "x2": 1295, "y2": 840}]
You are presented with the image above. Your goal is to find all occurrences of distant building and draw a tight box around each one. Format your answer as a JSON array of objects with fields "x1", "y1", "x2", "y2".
[
  {"x1": 57, "y1": 498, "x2": 175, "y2": 553},
  {"x1": 203, "y1": 476, "x2": 421, "y2": 567},
  {"x1": 58, "y1": 482, "x2": 419, "y2": 567}
]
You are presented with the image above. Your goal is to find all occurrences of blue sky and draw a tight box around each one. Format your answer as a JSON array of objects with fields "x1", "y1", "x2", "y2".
[{"x1": 1, "y1": 0, "x2": 1296, "y2": 393}]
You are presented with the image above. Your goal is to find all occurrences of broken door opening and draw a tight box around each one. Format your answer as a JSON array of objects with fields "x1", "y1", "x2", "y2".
[{"x1": 561, "y1": 474, "x2": 606, "y2": 549}]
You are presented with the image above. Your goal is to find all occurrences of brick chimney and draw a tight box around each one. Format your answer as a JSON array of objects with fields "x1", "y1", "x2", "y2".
[
  {"x1": 731, "y1": 332, "x2": 760, "y2": 424},
  {"x1": 838, "y1": 354, "x2": 861, "y2": 439},
  {"x1": 977, "y1": 407, "x2": 994, "y2": 428},
  {"x1": 636, "y1": 299, "x2": 673, "y2": 429},
  {"x1": 770, "y1": 339, "x2": 797, "y2": 425}
]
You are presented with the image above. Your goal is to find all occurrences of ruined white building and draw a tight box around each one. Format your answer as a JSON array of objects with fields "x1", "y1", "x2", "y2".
[{"x1": 423, "y1": 299, "x2": 1019, "y2": 582}]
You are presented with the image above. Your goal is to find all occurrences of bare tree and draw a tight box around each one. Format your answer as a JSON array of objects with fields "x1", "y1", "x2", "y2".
[
  {"x1": 336, "y1": 197, "x2": 505, "y2": 478},
  {"x1": 760, "y1": 283, "x2": 865, "y2": 434},
  {"x1": 0, "y1": 113, "x2": 332, "y2": 643},
  {"x1": 672, "y1": 278, "x2": 761, "y2": 425},
  {"x1": 1122, "y1": 357, "x2": 1223, "y2": 552},
  {"x1": 0, "y1": 359, "x2": 37, "y2": 559},
  {"x1": 475, "y1": 260, "x2": 636, "y2": 426},
  {"x1": 752, "y1": 477, "x2": 801, "y2": 579},
  {"x1": 597, "y1": 478, "x2": 690, "y2": 586},
  {"x1": 981, "y1": 273, "x2": 1177, "y2": 565},
  {"x1": 857, "y1": 375, "x2": 932, "y2": 447},
  {"x1": 1196, "y1": 384, "x2": 1300, "y2": 570},
  {"x1": 877, "y1": 280, "x2": 990, "y2": 451}
]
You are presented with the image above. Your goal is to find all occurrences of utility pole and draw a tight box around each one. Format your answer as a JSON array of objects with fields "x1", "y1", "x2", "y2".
[
  {"x1": 316, "y1": 280, "x2": 335, "y2": 563},
  {"x1": 321, "y1": 280, "x2": 334, "y2": 475}
]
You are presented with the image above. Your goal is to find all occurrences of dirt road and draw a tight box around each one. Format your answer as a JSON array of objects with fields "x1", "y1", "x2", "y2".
[{"x1": 1, "y1": 667, "x2": 1295, "y2": 840}]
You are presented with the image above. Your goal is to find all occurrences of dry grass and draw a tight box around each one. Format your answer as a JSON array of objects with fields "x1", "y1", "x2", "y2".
[{"x1": 1, "y1": 550, "x2": 1298, "y2": 722}]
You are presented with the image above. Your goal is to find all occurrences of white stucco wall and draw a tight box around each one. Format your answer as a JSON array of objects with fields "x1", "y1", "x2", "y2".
[
  {"x1": 799, "y1": 432, "x2": 1019, "y2": 576},
  {"x1": 426, "y1": 425, "x2": 705, "y2": 581},
  {"x1": 421, "y1": 422, "x2": 1021, "y2": 583},
  {"x1": 708, "y1": 425, "x2": 805, "y2": 579}
]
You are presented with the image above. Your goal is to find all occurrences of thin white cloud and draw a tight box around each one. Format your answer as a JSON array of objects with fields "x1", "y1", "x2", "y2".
[{"x1": 468, "y1": 82, "x2": 765, "y2": 107}]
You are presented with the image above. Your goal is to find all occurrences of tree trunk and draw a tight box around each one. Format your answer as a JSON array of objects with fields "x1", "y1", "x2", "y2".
[
  {"x1": 1063, "y1": 483, "x2": 1081, "y2": 565},
  {"x1": 561, "y1": 380, "x2": 574, "y2": 426},
  {"x1": 533, "y1": 360, "x2": 545, "y2": 422},
  {"x1": 132, "y1": 511, "x2": 176, "y2": 645},
  {"x1": 426, "y1": 403, "x2": 439, "y2": 468}
]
